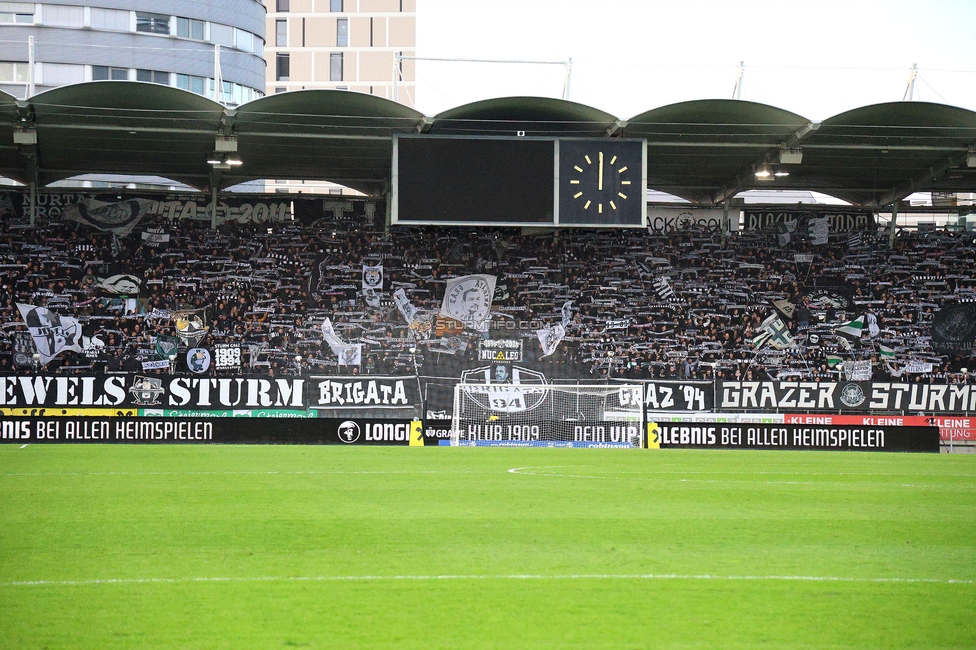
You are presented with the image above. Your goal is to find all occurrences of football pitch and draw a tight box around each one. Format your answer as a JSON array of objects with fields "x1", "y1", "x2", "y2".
[{"x1": 1, "y1": 445, "x2": 974, "y2": 649}]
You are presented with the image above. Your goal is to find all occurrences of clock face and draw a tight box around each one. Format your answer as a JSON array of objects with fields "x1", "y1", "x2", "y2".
[{"x1": 558, "y1": 139, "x2": 644, "y2": 226}]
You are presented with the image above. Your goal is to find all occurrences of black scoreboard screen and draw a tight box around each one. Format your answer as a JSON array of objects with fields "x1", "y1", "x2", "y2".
[{"x1": 392, "y1": 136, "x2": 646, "y2": 228}]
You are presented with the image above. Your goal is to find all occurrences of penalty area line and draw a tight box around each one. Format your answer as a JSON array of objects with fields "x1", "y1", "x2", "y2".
[{"x1": 3, "y1": 573, "x2": 972, "y2": 588}]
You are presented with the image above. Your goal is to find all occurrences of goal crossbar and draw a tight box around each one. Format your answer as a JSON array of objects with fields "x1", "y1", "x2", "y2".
[{"x1": 451, "y1": 383, "x2": 644, "y2": 448}]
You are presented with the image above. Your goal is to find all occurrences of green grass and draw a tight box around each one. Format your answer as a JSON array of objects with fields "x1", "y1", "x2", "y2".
[{"x1": 1, "y1": 445, "x2": 974, "y2": 649}]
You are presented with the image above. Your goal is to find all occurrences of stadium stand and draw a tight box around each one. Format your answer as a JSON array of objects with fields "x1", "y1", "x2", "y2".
[{"x1": 1, "y1": 205, "x2": 973, "y2": 387}]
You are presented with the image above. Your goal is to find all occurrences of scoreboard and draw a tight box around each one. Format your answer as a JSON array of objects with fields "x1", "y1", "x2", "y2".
[{"x1": 392, "y1": 136, "x2": 646, "y2": 228}]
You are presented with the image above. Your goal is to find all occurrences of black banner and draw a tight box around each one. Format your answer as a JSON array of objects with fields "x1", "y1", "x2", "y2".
[
  {"x1": 309, "y1": 375, "x2": 421, "y2": 410},
  {"x1": 0, "y1": 375, "x2": 306, "y2": 410},
  {"x1": 0, "y1": 416, "x2": 419, "y2": 445},
  {"x1": 612, "y1": 380, "x2": 713, "y2": 412},
  {"x1": 931, "y1": 304, "x2": 976, "y2": 353},
  {"x1": 718, "y1": 381, "x2": 976, "y2": 414},
  {"x1": 743, "y1": 209, "x2": 875, "y2": 232},
  {"x1": 3, "y1": 191, "x2": 293, "y2": 225},
  {"x1": 648, "y1": 422, "x2": 939, "y2": 452}
]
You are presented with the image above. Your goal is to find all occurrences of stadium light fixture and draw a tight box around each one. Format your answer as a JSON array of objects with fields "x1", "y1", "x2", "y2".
[
  {"x1": 208, "y1": 154, "x2": 243, "y2": 170},
  {"x1": 774, "y1": 169, "x2": 790, "y2": 177},
  {"x1": 754, "y1": 164, "x2": 773, "y2": 180},
  {"x1": 779, "y1": 147, "x2": 803, "y2": 164}
]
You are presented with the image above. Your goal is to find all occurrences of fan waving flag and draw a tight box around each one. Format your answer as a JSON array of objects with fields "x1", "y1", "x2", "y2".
[
  {"x1": 16, "y1": 304, "x2": 83, "y2": 365},
  {"x1": 440, "y1": 274, "x2": 496, "y2": 332},
  {"x1": 835, "y1": 315, "x2": 865, "y2": 340},
  {"x1": 808, "y1": 216, "x2": 829, "y2": 245},
  {"x1": 753, "y1": 314, "x2": 794, "y2": 350},
  {"x1": 362, "y1": 263, "x2": 383, "y2": 290},
  {"x1": 536, "y1": 324, "x2": 566, "y2": 358}
]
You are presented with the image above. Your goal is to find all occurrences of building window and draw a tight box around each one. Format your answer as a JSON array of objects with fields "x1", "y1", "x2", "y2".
[
  {"x1": 331, "y1": 0, "x2": 342, "y2": 11},
  {"x1": 330, "y1": 52, "x2": 343, "y2": 81},
  {"x1": 41, "y1": 62, "x2": 84, "y2": 85},
  {"x1": 92, "y1": 65, "x2": 128, "y2": 81},
  {"x1": 276, "y1": 0, "x2": 289, "y2": 11},
  {"x1": 177, "y1": 17, "x2": 205, "y2": 40},
  {"x1": 90, "y1": 7, "x2": 128, "y2": 30},
  {"x1": 177, "y1": 73, "x2": 206, "y2": 94},
  {"x1": 275, "y1": 19, "x2": 287, "y2": 47},
  {"x1": 0, "y1": 2, "x2": 34, "y2": 23},
  {"x1": 136, "y1": 69, "x2": 169, "y2": 85},
  {"x1": 41, "y1": 4, "x2": 83, "y2": 27},
  {"x1": 275, "y1": 86, "x2": 286, "y2": 93},
  {"x1": 336, "y1": 18, "x2": 348, "y2": 47},
  {"x1": 276, "y1": 53, "x2": 290, "y2": 81},
  {"x1": 210, "y1": 23, "x2": 234, "y2": 47},
  {"x1": 235, "y1": 28, "x2": 254, "y2": 53},
  {"x1": 136, "y1": 12, "x2": 170, "y2": 35},
  {"x1": 0, "y1": 61, "x2": 29, "y2": 82}
]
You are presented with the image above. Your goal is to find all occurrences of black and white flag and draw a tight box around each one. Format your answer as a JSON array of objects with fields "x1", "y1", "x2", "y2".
[
  {"x1": 394, "y1": 288, "x2": 418, "y2": 324},
  {"x1": 322, "y1": 317, "x2": 362, "y2": 365},
  {"x1": 96, "y1": 274, "x2": 142, "y2": 296},
  {"x1": 752, "y1": 314, "x2": 794, "y2": 350},
  {"x1": 808, "y1": 216, "x2": 829, "y2": 246},
  {"x1": 362, "y1": 263, "x2": 383, "y2": 291},
  {"x1": 652, "y1": 276, "x2": 676, "y2": 301},
  {"x1": 561, "y1": 300, "x2": 574, "y2": 327},
  {"x1": 536, "y1": 324, "x2": 565, "y2": 358},
  {"x1": 440, "y1": 274, "x2": 496, "y2": 332},
  {"x1": 63, "y1": 198, "x2": 154, "y2": 237},
  {"x1": 16, "y1": 303, "x2": 83, "y2": 365}
]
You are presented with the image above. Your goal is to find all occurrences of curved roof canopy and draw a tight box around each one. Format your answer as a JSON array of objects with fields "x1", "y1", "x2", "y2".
[{"x1": 3, "y1": 82, "x2": 976, "y2": 208}]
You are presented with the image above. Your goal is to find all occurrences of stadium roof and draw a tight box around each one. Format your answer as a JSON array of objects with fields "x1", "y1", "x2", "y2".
[{"x1": 3, "y1": 81, "x2": 976, "y2": 207}]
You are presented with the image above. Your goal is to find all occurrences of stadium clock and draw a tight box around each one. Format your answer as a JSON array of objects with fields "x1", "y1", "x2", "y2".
[{"x1": 557, "y1": 139, "x2": 645, "y2": 226}]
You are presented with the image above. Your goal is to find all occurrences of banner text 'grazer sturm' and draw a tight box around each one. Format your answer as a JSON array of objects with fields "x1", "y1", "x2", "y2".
[
  {"x1": 717, "y1": 381, "x2": 976, "y2": 414},
  {"x1": 647, "y1": 422, "x2": 939, "y2": 452},
  {"x1": 0, "y1": 417, "x2": 421, "y2": 445}
]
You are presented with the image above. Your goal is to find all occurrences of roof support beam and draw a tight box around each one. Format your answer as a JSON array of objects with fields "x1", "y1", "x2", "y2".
[
  {"x1": 865, "y1": 151, "x2": 968, "y2": 208},
  {"x1": 705, "y1": 121, "x2": 819, "y2": 205}
]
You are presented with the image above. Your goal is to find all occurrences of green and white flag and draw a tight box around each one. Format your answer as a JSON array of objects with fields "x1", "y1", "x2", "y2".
[
  {"x1": 826, "y1": 354, "x2": 843, "y2": 367},
  {"x1": 835, "y1": 315, "x2": 865, "y2": 339},
  {"x1": 879, "y1": 344, "x2": 895, "y2": 360}
]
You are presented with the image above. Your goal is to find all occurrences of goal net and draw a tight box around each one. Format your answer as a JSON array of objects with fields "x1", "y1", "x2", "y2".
[{"x1": 451, "y1": 383, "x2": 644, "y2": 447}]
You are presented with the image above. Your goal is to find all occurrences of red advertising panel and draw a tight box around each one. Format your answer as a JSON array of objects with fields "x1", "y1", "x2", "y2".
[{"x1": 785, "y1": 414, "x2": 974, "y2": 441}]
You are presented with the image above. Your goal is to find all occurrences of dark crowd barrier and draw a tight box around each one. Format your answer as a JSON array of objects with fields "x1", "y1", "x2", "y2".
[
  {"x1": 0, "y1": 416, "x2": 421, "y2": 445},
  {"x1": 647, "y1": 422, "x2": 940, "y2": 453}
]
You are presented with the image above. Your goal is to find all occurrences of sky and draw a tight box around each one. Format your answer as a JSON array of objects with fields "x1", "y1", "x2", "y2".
[{"x1": 413, "y1": 0, "x2": 976, "y2": 121}]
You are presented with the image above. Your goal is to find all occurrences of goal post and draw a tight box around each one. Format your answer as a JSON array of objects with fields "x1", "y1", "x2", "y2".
[{"x1": 451, "y1": 383, "x2": 644, "y2": 447}]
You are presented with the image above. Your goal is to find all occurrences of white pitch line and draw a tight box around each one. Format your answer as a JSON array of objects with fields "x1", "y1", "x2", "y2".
[
  {"x1": 1, "y1": 573, "x2": 972, "y2": 588},
  {"x1": 507, "y1": 466, "x2": 975, "y2": 488},
  {"x1": 2, "y1": 469, "x2": 478, "y2": 478},
  {"x1": 508, "y1": 466, "x2": 976, "y2": 478},
  {"x1": 19, "y1": 444, "x2": 27, "y2": 449}
]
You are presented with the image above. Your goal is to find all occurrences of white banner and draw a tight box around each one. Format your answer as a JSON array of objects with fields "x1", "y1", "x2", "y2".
[
  {"x1": 141, "y1": 360, "x2": 170, "y2": 370},
  {"x1": 16, "y1": 304, "x2": 83, "y2": 365},
  {"x1": 362, "y1": 263, "x2": 383, "y2": 290},
  {"x1": 440, "y1": 274, "x2": 496, "y2": 332},
  {"x1": 336, "y1": 344, "x2": 362, "y2": 366},
  {"x1": 394, "y1": 288, "x2": 418, "y2": 324},
  {"x1": 536, "y1": 324, "x2": 565, "y2": 358}
]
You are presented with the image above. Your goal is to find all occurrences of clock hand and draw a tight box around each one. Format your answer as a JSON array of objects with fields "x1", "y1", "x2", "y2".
[{"x1": 598, "y1": 151, "x2": 604, "y2": 191}]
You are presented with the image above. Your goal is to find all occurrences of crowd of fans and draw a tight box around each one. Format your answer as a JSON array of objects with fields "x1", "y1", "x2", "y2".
[{"x1": 1, "y1": 201, "x2": 974, "y2": 385}]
